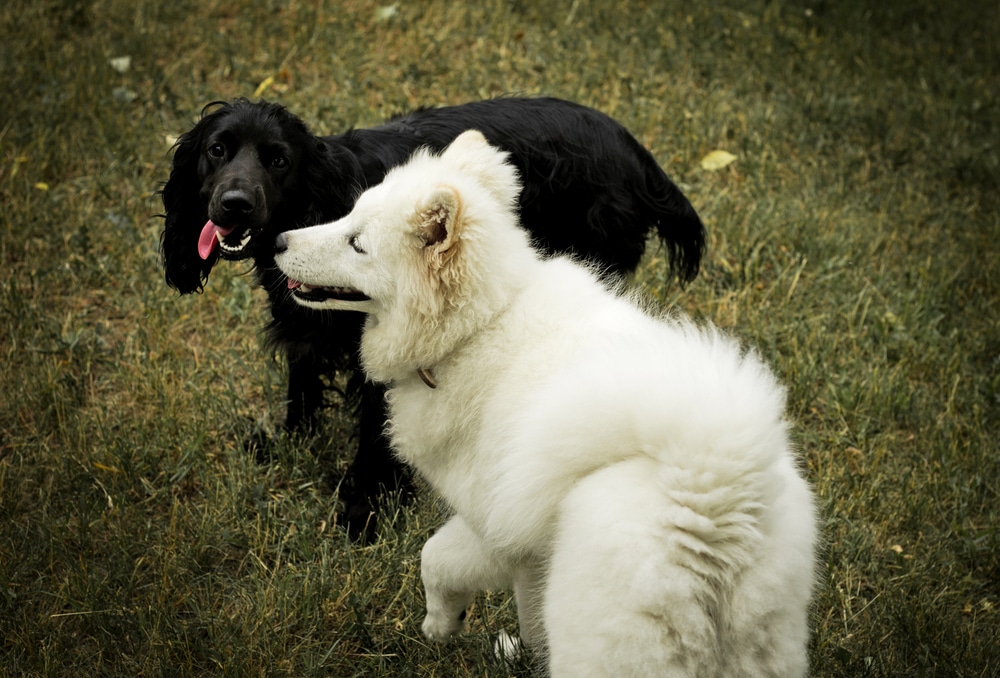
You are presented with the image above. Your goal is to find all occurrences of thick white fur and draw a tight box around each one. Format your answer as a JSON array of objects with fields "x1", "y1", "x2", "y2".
[{"x1": 275, "y1": 131, "x2": 818, "y2": 677}]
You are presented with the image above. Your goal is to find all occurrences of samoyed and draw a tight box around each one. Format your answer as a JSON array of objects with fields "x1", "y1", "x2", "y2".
[{"x1": 274, "y1": 131, "x2": 818, "y2": 677}]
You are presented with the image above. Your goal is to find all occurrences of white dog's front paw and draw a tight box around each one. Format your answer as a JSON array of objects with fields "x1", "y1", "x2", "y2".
[{"x1": 422, "y1": 607, "x2": 467, "y2": 642}]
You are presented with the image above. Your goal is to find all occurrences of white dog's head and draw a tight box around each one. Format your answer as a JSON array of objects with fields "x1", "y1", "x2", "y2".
[{"x1": 274, "y1": 130, "x2": 535, "y2": 380}]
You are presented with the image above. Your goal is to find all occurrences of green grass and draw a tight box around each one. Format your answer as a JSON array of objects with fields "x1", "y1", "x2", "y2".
[{"x1": 2, "y1": 0, "x2": 998, "y2": 675}]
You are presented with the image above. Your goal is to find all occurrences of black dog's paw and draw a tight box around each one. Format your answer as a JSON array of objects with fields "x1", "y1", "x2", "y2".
[
  {"x1": 338, "y1": 478, "x2": 420, "y2": 544},
  {"x1": 340, "y1": 489, "x2": 380, "y2": 544},
  {"x1": 244, "y1": 429, "x2": 276, "y2": 465}
]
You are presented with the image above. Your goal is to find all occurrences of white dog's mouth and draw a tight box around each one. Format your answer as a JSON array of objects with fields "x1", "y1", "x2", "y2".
[{"x1": 286, "y1": 278, "x2": 371, "y2": 304}]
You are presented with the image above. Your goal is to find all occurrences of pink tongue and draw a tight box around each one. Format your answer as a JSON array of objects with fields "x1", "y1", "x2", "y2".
[
  {"x1": 198, "y1": 220, "x2": 236, "y2": 260},
  {"x1": 287, "y1": 278, "x2": 303, "y2": 290}
]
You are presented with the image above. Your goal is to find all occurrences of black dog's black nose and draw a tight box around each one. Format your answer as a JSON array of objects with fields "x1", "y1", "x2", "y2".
[
  {"x1": 274, "y1": 232, "x2": 288, "y2": 253},
  {"x1": 221, "y1": 189, "x2": 254, "y2": 214}
]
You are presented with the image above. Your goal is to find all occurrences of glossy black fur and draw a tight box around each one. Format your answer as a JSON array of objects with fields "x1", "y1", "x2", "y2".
[{"x1": 160, "y1": 97, "x2": 705, "y2": 539}]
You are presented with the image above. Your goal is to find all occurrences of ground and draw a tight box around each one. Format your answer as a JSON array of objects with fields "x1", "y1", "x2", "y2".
[{"x1": 1, "y1": 0, "x2": 997, "y2": 675}]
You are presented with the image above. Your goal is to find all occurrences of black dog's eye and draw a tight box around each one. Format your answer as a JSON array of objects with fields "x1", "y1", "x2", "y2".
[
  {"x1": 349, "y1": 234, "x2": 366, "y2": 254},
  {"x1": 271, "y1": 155, "x2": 289, "y2": 170},
  {"x1": 208, "y1": 143, "x2": 226, "y2": 159}
]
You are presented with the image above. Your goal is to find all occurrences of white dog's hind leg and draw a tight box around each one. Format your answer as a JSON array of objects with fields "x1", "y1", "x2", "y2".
[
  {"x1": 513, "y1": 559, "x2": 547, "y2": 650},
  {"x1": 543, "y1": 458, "x2": 729, "y2": 678},
  {"x1": 421, "y1": 515, "x2": 514, "y2": 642},
  {"x1": 482, "y1": 559, "x2": 546, "y2": 665}
]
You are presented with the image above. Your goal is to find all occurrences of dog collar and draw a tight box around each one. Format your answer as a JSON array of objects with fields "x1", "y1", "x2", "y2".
[{"x1": 417, "y1": 367, "x2": 438, "y2": 389}]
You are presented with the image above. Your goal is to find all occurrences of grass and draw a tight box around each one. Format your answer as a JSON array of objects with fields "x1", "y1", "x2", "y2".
[{"x1": 1, "y1": 0, "x2": 997, "y2": 675}]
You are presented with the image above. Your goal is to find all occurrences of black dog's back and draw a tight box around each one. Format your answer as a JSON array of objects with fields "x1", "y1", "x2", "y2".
[{"x1": 340, "y1": 98, "x2": 702, "y2": 278}]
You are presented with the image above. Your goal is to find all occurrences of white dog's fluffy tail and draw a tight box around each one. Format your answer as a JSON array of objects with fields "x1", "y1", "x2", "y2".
[
  {"x1": 543, "y1": 456, "x2": 814, "y2": 677},
  {"x1": 528, "y1": 322, "x2": 815, "y2": 677}
]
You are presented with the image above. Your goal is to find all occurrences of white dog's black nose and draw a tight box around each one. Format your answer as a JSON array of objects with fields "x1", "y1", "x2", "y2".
[{"x1": 274, "y1": 232, "x2": 288, "y2": 253}]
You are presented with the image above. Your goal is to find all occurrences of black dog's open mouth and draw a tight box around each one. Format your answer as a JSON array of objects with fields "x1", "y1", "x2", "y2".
[
  {"x1": 286, "y1": 278, "x2": 371, "y2": 303},
  {"x1": 199, "y1": 220, "x2": 253, "y2": 261}
]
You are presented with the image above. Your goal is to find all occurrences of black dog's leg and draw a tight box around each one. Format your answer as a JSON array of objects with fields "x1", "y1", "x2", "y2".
[
  {"x1": 247, "y1": 350, "x2": 325, "y2": 463},
  {"x1": 284, "y1": 351, "x2": 326, "y2": 433},
  {"x1": 340, "y1": 379, "x2": 416, "y2": 542}
]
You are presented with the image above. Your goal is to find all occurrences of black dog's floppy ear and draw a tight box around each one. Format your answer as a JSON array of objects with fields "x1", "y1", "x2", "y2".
[
  {"x1": 298, "y1": 137, "x2": 365, "y2": 227},
  {"x1": 417, "y1": 185, "x2": 464, "y2": 262},
  {"x1": 159, "y1": 103, "x2": 228, "y2": 294}
]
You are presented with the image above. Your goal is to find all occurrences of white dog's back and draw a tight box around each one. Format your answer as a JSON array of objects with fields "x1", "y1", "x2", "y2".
[{"x1": 275, "y1": 131, "x2": 817, "y2": 676}]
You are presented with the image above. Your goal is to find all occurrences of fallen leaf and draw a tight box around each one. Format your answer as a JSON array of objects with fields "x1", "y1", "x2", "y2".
[
  {"x1": 375, "y1": 4, "x2": 399, "y2": 21},
  {"x1": 700, "y1": 149, "x2": 737, "y2": 171},
  {"x1": 112, "y1": 86, "x2": 137, "y2": 103},
  {"x1": 109, "y1": 56, "x2": 131, "y2": 73},
  {"x1": 254, "y1": 76, "x2": 275, "y2": 98}
]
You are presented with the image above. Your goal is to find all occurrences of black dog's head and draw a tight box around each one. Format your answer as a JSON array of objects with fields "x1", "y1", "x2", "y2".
[{"x1": 160, "y1": 98, "x2": 361, "y2": 294}]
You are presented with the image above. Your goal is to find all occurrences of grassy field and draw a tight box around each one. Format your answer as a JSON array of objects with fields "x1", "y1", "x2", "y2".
[{"x1": 1, "y1": 0, "x2": 997, "y2": 675}]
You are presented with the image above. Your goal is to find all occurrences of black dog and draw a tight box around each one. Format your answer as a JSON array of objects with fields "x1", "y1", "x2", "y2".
[{"x1": 160, "y1": 97, "x2": 704, "y2": 539}]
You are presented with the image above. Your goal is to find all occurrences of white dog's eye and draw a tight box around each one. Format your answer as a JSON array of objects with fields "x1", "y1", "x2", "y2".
[{"x1": 349, "y1": 234, "x2": 366, "y2": 254}]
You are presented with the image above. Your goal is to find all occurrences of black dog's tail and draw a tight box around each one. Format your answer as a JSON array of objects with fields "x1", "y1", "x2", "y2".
[{"x1": 639, "y1": 152, "x2": 705, "y2": 286}]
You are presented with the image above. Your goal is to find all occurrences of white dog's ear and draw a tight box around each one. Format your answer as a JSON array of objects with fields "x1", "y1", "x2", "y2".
[
  {"x1": 441, "y1": 130, "x2": 521, "y2": 208},
  {"x1": 416, "y1": 184, "x2": 464, "y2": 261}
]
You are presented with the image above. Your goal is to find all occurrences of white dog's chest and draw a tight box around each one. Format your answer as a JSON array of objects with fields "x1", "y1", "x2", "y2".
[
  {"x1": 389, "y1": 373, "x2": 482, "y2": 460},
  {"x1": 388, "y1": 370, "x2": 548, "y2": 539}
]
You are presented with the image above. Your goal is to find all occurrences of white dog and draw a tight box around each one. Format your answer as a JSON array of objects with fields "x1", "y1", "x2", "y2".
[{"x1": 274, "y1": 131, "x2": 817, "y2": 677}]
